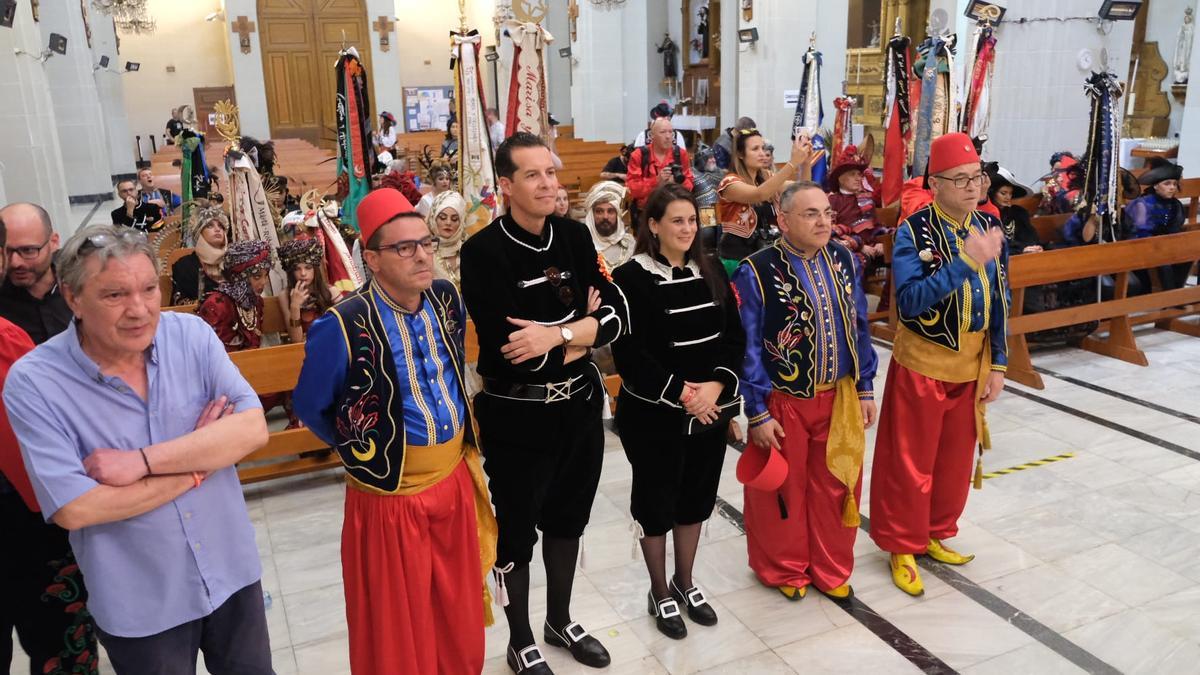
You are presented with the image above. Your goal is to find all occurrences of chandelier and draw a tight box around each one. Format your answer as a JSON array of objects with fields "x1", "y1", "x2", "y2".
[
  {"x1": 91, "y1": 0, "x2": 156, "y2": 35},
  {"x1": 589, "y1": 0, "x2": 627, "y2": 7}
]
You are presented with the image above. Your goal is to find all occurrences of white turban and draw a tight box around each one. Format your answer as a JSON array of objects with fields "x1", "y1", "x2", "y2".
[{"x1": 583, "y1": 181, "x2": 628, "y2": 249}]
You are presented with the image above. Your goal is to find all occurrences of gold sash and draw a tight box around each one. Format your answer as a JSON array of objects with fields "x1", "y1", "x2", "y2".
[
  {"x1": 823, "y1": 377, "x2": 866, "y2": 527},
  {"x1": 346, "y1": 430, "x2": 499, "y2": 625}
]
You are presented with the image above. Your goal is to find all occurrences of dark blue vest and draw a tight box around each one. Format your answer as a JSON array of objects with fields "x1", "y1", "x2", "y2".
[
  {"x1": 741, "y1": 241, "x2": 862, "y2": 399},
  {"x1": 326, "y1": 279, "x2": 475, "y2": 493}
]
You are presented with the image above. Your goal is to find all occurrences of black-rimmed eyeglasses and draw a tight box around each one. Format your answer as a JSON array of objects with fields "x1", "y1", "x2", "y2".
[{"x1": 373, "y1": 236, "x2": 439, "y2": 258}]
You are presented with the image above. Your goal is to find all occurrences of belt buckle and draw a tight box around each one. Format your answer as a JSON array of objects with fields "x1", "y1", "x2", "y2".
[{"x1": 545, "y1": 380, "x2": 571, "y2": 403}]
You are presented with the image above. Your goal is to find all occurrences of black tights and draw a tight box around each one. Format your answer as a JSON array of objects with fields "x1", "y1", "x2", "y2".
[
  {"x1": 640, "y1": 522, "x2": 703, "y2": 600},
  {"x1": 503, "y1": 535, "x2": 581, "y2": 649}
]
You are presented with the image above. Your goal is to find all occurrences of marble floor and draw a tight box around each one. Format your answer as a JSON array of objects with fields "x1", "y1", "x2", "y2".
[{"x1": 10, "y1": 324, "x2": 1200, "y2": 674}]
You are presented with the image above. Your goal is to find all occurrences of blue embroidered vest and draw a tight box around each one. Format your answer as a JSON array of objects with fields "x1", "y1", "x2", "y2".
[
  {"x1": 326, "y1": 279, "x2": 476, "y2": 493},
  {"x1": 742, "y1": 241, "x2": 862, "y2": 398},
  {"x1": 898, "y1": 206, "x2": 1007, "y2": 352}
]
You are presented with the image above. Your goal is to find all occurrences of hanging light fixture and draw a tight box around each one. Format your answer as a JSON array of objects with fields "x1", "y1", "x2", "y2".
[
  {"x1": 588, "y1": 0, "x2": 628, "y2": 8},
  {"x1": 91, "y1": 0, "x2": 156, "y2": 35}
]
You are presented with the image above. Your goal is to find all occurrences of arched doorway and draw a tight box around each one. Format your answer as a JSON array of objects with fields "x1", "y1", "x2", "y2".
[{"x1": 257, "y1": 0, "x2": 374, "y2": 148}]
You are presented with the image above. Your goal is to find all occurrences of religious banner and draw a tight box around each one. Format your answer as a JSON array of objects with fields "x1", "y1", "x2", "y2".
[
  {"x1": 301, "y1": 190, "x2": 364, "y2": 294},
  {"x1": 792, "y1": 45, "x2": 827, "y2": 186},
  {"x1": 911, "y1": 35, "x2": 957, "y2": 178},
  {"x1": 336, "y1": 48, "x2": 373, "y2": 232},
  {"x1": 959, "y1": 23, "x2": 997, "y2": 138},
  {"x1": 831, "y1": 96, "x2": 854, "y2": 168},
  {"x1": 882, "y1": 33, "x2": 913, "y2": 206},
  {"x1": 504, "y1": 21, "x2": 554, "y2": 145},
  {"x1": 1081, "y1": 71, "x2": 1124, "y2": 243},
  {"x1": 453, "y1": 28, "x2": 501, "y2": 236},
  {"x1": 178, "y1": 130, "x2": 212, "y2": 237}
]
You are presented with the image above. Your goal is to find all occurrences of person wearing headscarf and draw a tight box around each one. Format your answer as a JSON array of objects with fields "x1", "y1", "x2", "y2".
[
  {"x1": 987, "y1": 167, "x2": 1042, "y2": 254},
  {"x1": 583, "y1": 181, "x2": 635, "y2": 270},
  {"x1": 426, "y1": 190, "x2": 468, "y2": 289},
  {"x1": 171, "y1": 202, "x2": 229, "y2": 305},
  {"x1": 197, "y1": 240, "x2": 273, "y2": 352},
  {"x1": 278, "y1": 238, "x2": 337, "y2": 343}
]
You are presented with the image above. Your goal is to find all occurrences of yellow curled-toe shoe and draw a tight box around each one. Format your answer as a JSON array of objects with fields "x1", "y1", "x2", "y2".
[
  {"x1": 820, "y1": 584, "x2": 853, "y2": 600},
  {"x1": 926, "y1": 539, "x2": 975, "y2": 565},
  {"x1": 889, "y1": 554, "x2": 924, "y2": 596},
  {"x1": 777, "y1": 585, "x2": 807, "y2": 601}
]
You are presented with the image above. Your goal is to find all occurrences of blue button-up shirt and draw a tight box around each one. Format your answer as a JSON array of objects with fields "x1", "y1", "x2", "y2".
[
  {"x1": 3, "y1": 312, "x2": 262, "y2": 638},
  {"x1": 295, "y1": 285, "x2": 465, "y2": 447}
]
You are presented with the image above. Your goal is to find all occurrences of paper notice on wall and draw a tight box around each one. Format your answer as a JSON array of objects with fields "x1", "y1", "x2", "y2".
[{"x1": 784, "y1": 90, "x2": 799, "y2": 108}]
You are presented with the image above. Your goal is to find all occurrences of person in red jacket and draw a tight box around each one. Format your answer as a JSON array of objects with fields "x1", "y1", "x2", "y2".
[
  {"x1": 0, "y1": 219, "x2": 99, "y2": 675},
  {"x1": 628, "y1": 118, "x2": 694, "y2": 210}
]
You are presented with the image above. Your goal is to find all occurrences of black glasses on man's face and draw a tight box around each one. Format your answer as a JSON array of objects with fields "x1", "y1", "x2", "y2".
[
  {"x1": 374, "y1": 236, "x2": 438, "y2": 258},
  {"x1": 5, "y1": 239, "x2": 51, "y2": 261},
  {"x1": 932, "y1": 173, "x2": 986, "y2": 190}
]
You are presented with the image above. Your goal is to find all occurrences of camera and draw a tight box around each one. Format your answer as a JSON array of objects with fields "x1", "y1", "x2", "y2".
[{"x1": 667, "y1": 163, "x2": 685, "y2": 184}]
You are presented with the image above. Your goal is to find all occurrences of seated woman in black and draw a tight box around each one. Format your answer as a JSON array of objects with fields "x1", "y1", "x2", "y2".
[
  {"x1": 987, "y1": 167, "x2": 1042, "y2": 254},
  {"x1": 611, "y1": 183, "x2": 746, "y2": 640},
  {"x1": 170, "y1": 202, "x2": 228, "y2": 305}
]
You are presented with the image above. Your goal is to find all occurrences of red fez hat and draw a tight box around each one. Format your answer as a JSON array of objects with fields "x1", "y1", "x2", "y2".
[
  {"x1": 736, "y1": 443, "x2": 788, "y2": 491},
  {"x1": 927, "y1": 132, "x2": 981, "y2": 176},
  {"x1": 356, "y1": 188, "x2": 417, "y2": 245}
]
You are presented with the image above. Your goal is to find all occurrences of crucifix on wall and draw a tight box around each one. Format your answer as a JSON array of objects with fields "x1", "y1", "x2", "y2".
[
  {"x1": 373, "y1": 16, "x2": 395, "y2": 52},
  {"x1": 568, "y1": 0, "x2": 579, "y2": 41},
  {"x1": 232, "y1": 15, "x2": 255, "y2": 55}
]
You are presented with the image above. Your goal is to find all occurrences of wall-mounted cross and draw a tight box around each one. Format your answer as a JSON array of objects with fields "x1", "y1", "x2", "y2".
[
  {"x1": 232, "y1": 15, "x2": 256, "y2": 55},
  {"x1": 373, "y1": 16, "x2": 395, "y2": 52},
  {"x1": 567, "y1": 0, "x2": 579, "y2": 42}
]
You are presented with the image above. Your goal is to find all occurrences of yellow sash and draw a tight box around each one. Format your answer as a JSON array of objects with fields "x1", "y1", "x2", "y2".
[
  {"x1": 823, "y1": 377, "x2": 866, "y2": 527},
  {"x1": 346, "y1": 431, "x2": 499, "y2": 625}
]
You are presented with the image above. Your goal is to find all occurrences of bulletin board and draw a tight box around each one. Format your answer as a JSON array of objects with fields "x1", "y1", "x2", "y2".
[{"x1": 403, "y1": 86, "x2": 456, "y2": 133}]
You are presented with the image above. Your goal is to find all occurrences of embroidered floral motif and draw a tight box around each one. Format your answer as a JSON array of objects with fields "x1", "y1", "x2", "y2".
[
  {"x1": 40, "y1": 556, "x2": 98, "y2": 674},
  {"x1": 596, "y1": 252, "x2": 613, "y2": 282},
  {"x1": 336, "y1": 316, "x2": 382, "y2": 456},
  {"x1": 761, "y1": 266, "x2": 808, "y2": 369}
]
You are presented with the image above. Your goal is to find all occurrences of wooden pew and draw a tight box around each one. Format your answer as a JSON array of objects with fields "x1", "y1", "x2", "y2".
[
  {"x1": 228, "y1": 343, "x2": 341, "y2": 483},
  {"x1": 1031, "y1": 213, "x2": 1070, "y2": 244},
  {"x1": 1004, "y1": 230, "x2": 1200, "y2": 389}
]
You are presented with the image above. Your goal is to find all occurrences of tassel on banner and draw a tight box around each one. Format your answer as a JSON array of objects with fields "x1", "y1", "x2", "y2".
[{"x1": 841, "y1": 493, "x2": 861, "y2": 527}]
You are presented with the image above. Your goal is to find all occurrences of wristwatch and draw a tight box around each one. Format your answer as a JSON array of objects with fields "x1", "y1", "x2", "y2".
[{"x1": 559, "y1": 325, "x2": 574, "y2": 345}]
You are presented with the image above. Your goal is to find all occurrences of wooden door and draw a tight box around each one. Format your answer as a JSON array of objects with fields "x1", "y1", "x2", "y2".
[
  {"x1": 258, "y1": 0, "x2": 373, "y2": 148},
  {"x1": 193, "y1": 86, "x2": 237, "y2": 136}
]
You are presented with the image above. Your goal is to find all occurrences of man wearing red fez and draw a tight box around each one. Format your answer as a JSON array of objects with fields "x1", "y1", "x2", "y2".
[
  {"x1": 869, "y1": 132, "x2": 1010, "y2": 596},
  {"x1": 291, "y1": 188, "x2": 498, "y2": 674},
  {"x1": 733, "y1": 180, "x2": 878, "y2": 602}
]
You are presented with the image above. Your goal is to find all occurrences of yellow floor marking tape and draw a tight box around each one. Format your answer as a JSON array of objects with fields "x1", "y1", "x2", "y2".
[{"x1": 982, "y1": 452, "x2": 1077, "y2": 480}]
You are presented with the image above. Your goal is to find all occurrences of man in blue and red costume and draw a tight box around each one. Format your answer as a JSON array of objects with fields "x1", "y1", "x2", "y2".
[
  {"x1": 292, "y1": 188, "x2": 498, "y2": 674},
  {"x1": 733, "y1": 181, "x2": 878, "y2": 601},
  {"x1": 869, "y1": 132, "x2": 1010, "y2": 596}
]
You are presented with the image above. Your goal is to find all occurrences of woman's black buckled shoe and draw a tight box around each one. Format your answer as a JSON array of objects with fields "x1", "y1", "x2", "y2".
[
  {"x1": 647, "y1": 591, "x2": 688, "y2": 639},
  {"x1": 670, "y1": 577, "x2": 718, "y2": 626},
  {"x1": 543, "y1": 621, "x2": 611, "y2": 668},
  {"x1": 507, "y1": 644, "x2": 553, "y2": 674}
]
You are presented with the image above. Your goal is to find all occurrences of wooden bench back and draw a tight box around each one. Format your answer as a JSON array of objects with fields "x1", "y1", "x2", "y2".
[
  {"x1": 1012, "y1": 194, "x2": 1041, "y2": 213},
  {"x1": 1008, "y1": 230, "x2": 1200, "y2": 289},
  {"x1": 1031, "y1": 214, "x2": 1070, "y2": 244}
]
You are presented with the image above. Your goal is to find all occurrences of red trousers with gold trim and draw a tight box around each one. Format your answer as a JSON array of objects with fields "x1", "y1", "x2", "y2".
[
  {"x1": 744, "y1": 390, "x2": 862, "y2": 592},
  {"x1": 341, "y1": 461, "x2": 483, "y2": 675},
  {"x1": 869, "y1": 361, "x2": 978, "y2": 554}
]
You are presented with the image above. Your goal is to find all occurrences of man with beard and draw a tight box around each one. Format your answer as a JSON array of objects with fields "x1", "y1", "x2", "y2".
[
  {"x1": 583, "y1": 181, "x2": 635, "y2": 269},
  {"x1": 0, "y1": 203, "x2": 71, "y2": 344}
]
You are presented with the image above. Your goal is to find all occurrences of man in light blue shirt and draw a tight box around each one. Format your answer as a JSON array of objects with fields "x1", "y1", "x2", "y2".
[{"x1": 4, "y1": 224, "x2": 274, "y2": 675}]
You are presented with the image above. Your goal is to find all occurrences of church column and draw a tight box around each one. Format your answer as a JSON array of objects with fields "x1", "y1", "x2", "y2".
[
  {"x1": 365, "y1": 1, "x2": 403, "y2": 125},
  {"x1": 0, "y1": 2, "x2": 70, "y2": 230},
  {"x1": 224, "y1": 0, "x2": 272, "y2": 139},
  {"x1": 88, "y1": 9, "x2": 136, "y2": 182},
  {"x1": 38, "y1": 0, "x2": 115, "y2": 202}
]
